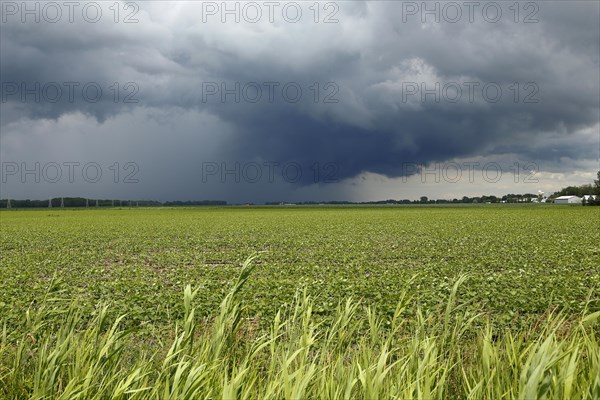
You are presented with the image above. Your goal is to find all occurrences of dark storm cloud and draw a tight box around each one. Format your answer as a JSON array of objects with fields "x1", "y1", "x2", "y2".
[{"x1": 1, "y1": 0, "x2": 598, "y2": 198}]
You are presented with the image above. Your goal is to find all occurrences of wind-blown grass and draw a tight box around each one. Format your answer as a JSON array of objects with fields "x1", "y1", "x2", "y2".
[{"x1": 1, "y1": 256, "x2": 598, "y2": 399}]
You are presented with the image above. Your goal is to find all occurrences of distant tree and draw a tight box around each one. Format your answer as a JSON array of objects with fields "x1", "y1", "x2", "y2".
[
  {"x1": 420, "y1": 196, "x2": 428, "y2": 204},
  {"x1": 590, "y1": 170, "x2": 600, "y2": 205},
  {"x1": 554, "y1": 170, "x2": 600, "y2": 206}
]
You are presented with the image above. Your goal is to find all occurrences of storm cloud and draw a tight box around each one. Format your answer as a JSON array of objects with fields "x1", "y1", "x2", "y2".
[{"x1": 1, "y1": 1, "x2": 599, "y2": 201}]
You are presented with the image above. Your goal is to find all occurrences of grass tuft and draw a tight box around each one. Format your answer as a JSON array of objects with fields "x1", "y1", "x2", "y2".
[{"x1": 1, "y1": 256, "x2": 598, "y2": 399}]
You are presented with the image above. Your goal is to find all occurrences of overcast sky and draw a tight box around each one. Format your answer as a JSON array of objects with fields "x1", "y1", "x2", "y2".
[{"x1": 1, "y1": 1, "x2": 599, "y2": 203}]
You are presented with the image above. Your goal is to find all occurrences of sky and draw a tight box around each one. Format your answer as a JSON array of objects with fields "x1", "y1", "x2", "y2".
[{"x1": 1, "y1": 0, "x2": 599, "y2": 203}]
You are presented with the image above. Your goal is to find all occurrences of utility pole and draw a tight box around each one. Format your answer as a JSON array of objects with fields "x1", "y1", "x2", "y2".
[
  {"x1": 6, "y1": 196, "x2": 11, "y2": 209},
  {"x1": 49, "y1": 197, "x2": 52, "y2": 208},
  {"x1": 86, "y1": 198, "x2": 89, "y2": 208}
]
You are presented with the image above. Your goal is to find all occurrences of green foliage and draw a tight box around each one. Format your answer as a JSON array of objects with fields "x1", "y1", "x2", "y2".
[
  {"x1": 588, "y1": 170, "x2": 600, "y2": 206},
  {"x1": 0, "y1": 206, "x2": 598, "y2": 397},
  {"x1": 551, "y1": 170, "x2": 600, "y2": 205},
  {"x1": 552, "y1": 185, "x2": 594, "y2": 198},
  {"x1": 0, "y1": 259, "x2": 598, "y2": 399},
  {"x1": 0, "y1": 206, "x2": 599, "y2": 331}
]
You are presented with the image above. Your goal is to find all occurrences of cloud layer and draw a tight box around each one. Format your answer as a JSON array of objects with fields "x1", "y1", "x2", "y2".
[{"x1": 1, "y1": 1, "x2": 599, "y2": 201}]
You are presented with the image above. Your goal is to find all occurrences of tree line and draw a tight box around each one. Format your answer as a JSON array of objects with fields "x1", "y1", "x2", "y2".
[
  {"x1": 550, "y1": 170, "x2": 600, "y2": 206},
  {"x1": 2, "y1": 171, "x2": 599, "y2": 208}
]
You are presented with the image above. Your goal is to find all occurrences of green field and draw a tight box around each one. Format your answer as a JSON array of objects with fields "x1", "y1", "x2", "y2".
[
  {"x1": 1, "y1": 205, "x2": 598, "y2": 328},
  {"x1": 1, "y1": 205, "x2": 599, "y2": 398}
]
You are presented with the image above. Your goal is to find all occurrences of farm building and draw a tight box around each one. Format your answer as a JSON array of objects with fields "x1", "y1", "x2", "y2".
[
  {"x1": 554, "y1": 195, "x2": 582, "y2": 204},
  {"x1": 583, "y1": 195, "x2": 597, "y2": 202}
]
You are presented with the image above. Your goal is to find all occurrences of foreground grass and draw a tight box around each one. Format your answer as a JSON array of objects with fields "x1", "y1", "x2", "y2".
[{"x1": 1, "y1": 257, "x2": 598, "y2": 399}]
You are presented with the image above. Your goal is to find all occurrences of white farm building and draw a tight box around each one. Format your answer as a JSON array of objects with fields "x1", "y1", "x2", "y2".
[{"x1": 554, "y1": 195, "x2": 582, "y2": 204}]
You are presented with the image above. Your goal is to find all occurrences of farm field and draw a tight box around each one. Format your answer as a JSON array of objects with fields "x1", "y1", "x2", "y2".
[
  {"x1": 0, "y1": 205, "x2": 599, "y2": 398},
  {"x1": 1, "y1": 205, "x2": 598, "y2": 328}
]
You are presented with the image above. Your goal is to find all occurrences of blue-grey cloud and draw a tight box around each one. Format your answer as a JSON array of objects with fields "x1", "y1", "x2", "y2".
[{"x1": 1, "y1": 1, "x2": 598, "y2": 201}]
